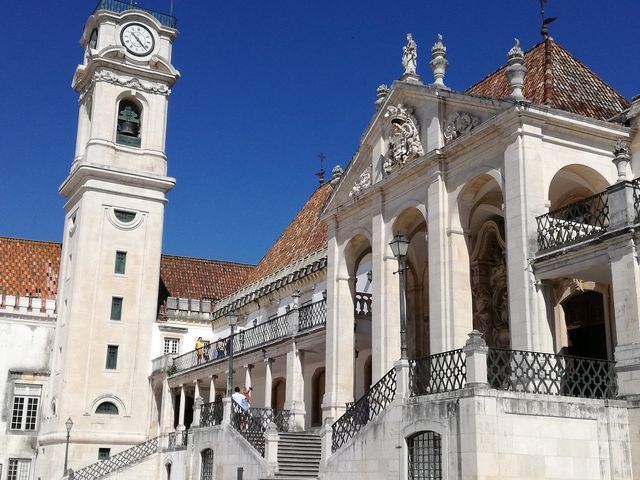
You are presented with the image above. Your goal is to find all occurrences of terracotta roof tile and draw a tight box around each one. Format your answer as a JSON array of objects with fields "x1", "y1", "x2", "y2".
[
  {"x1": 242, "y1": 182, "x2": 333, "y2": 286},
  {"x1": 0, "y1": 237, "x2": 61, "y2": 298},
  {"x1": 159, "y1": 255, "x2": 255, "y2": 301},
  {"x1": 466, "y1": 39, "x2": 629, "y2": 121}
]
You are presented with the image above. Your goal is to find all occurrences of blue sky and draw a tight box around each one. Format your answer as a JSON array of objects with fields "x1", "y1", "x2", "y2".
[{"x1": 1, "y1": 0, "x2": 638, "y2": 264}]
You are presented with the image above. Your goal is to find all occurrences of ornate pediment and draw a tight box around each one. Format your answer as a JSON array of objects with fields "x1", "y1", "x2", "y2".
[
  {"x1": 383, "y1": 104, "x2": 424, "y2": 175},
  {"x1": 443, "y1": 111, "x2": 480, "y2": 144},
  {"x1": 349, "y1": 165, "x2": 372, "y2": 199}
]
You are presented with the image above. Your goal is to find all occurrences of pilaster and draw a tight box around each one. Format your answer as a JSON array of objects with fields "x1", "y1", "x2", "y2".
[{"x1": 284, "y1": 341, "x2": 306, "y2": 431}]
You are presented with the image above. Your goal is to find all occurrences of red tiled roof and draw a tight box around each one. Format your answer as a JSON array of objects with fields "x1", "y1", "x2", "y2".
[
  {"x1": 466, "y1": 39, "x2": 630, "y2": 121},
  {"x1": 242, "y1": 182, "x2": 333, "y2": 286},
  {"x1": 0, "y1": 237, "x2": 61, "y2": 298},
  {"x1": 159, "y1": 255, "x2": 255, "y2": 301}
]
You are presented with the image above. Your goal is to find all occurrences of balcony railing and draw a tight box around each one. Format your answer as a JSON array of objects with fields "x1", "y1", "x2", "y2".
[
  {"x1": 632, "y1": 178, "x2": 640, "y2": 220},
  {"x1": 93, "y1": 0, "x2": 177, "y2": 28},
  {"x1": 331, "y1": 366, "x2": 397, "y2": 452},
  {"x1": 299, "y1": 299, "x2": 328, "y2": 330},
  {"x1": 231, "y1": 401, "x2": 291, "y2": 455},
  {"x1": 408, "y1": 349, "x2": 466, "y2": 396},
  {"x1": 167, "y1": 430, "x2": 188, "y2": 450},
  {"x1": 536, "y1": 191, "x2": 609, "y2": 250},
  {"x1": 200, "y1": 400, "x2": 224, "y2": 427},
  {"x1": 171, "y1": 299, "x2": 326, "y2": 375},
  {"x1": 487, "y1": 348, "x2": 617, "y2": 399}
]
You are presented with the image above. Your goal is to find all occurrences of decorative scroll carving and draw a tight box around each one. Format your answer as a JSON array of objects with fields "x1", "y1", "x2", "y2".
[
  {"x1": 349, "y1": 165, "x2": 372, "y2": 198},
  {"x1": 443, "y1": 112, "x2": 480, "y2": 143},
  {"x1": 383, "y1": 104, "x2": 424, "y2": 174},
  {"x1": 93, "y1": 70, "x2": 171, "y2": 96}
]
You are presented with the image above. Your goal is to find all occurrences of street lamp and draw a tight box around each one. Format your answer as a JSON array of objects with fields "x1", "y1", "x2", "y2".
[
  {"x1": 226, "y1": 313, "x2": 239, "y2": 396},
  {"x1": 389, "y1": 234, "x2": 410, "y2": 360},
  {"x1": 63, "y1": 417, "x2": 73, "y2": 476}
]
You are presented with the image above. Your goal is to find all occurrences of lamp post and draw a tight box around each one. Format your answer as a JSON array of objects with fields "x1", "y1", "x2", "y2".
[
  {"x1": 63, "y1": 417, "x2": 73, "y2": 476},
  {"x1": 226, "y1": 314, "x2": 239, "y2": 396},
  {"x1": 389, "y1": 234, "x2": 410, "y2": 360}
]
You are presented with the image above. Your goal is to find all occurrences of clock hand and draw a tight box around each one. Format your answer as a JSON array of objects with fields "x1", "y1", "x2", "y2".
[{"x1": 132, "y1": 32, "x2": 145, "y2": 47}]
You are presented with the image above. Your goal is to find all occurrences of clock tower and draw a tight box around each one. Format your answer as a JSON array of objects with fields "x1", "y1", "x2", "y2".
[{"x1": 36, "y1": 3, "x2": 179, "y2": 475}]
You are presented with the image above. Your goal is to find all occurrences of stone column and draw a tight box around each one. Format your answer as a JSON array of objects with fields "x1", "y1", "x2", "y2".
[
  {"x1": 323, "y1": 219, "x2": 355, "y2": 421},
  {"x1": 462, "y1": 330, "x2": 489, "y2": 386},
  {"x1": 319, "y1": 417, "x2": 334, "y2": 466},
  {"x1": 244, "y1": 364, "x2": 254, "y2": 389},
  {"x1": 194, "y1": 379, "x2": 201, "y2": 400},
  {"x1": 192, "y1": 396, "x2": 203, "y2": 428},
  {"x1": 264, "y1": 422, "x2": 280, "y2": 476},
  {"x1": 371, "y1": 190, "x2": 400, "y2": 379},
  {"x1": 264, "y1": 358, "x2": 273, "y2": 408},
  {"x1": 159, "y1": 377, "x2": 174, "y2": 434},
  {"x1": 288, "y1": 290, "x2": 301, "y2": 335},
  {"x1": 502, "y1": 126, "x2": 553, "y2": 352},
  {"x1": 394, "y1": 358, "x2": 410, "y2": 399},
  {"x1": 177, "y1": 384, "x2": 186, "y2": 431},
  {"x1": 209, "y1": 375, "x2": 217, "y2": 403},
  {"x1": 284, "y1": 341, "x2": 306, "y2": 430}
]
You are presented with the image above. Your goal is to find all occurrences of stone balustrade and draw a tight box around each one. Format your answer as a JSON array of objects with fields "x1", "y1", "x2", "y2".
[
  {"x1": 159, "y1": 296, "x2": 214, "y2": 320},
  {"x1": 0, "y1": 294, "x2": 56, "y2": 316}
]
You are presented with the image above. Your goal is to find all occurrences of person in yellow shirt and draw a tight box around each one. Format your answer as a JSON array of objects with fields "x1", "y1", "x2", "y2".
[{"x1": 195, "y1": 336, "x2": 204, "y2": 364}]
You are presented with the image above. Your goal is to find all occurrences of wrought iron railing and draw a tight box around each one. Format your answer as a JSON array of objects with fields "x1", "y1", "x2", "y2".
[
  {"x1": 354, "y1": 292, "x2": 372, "y2": 319},
  {"x1": 93, "y1": 0, "x2": 177, "y2": 28},
  {"x1": 201, "y1": 400, "x2": 224, "y2": 427},
  {"x1": 536, "y1": 191, "x2": 609, "y2": 250},
  {"x1": 487, "y1": 348, "x2": 617, "y2": 399},
  {"x1": 72, "y1": 437, "x2": 158, "y2": 480},
  {"x1": 299, "y1": 299, "x2": 327, "y2": 330},
  {"x1": 167, "y1": 430, "x2": 188, "y2": 450},
  {"x1": 234, "y1": 314, "x2": 290, "y2": 353},
  {"x1": 230, "y1": 400, "x2": 291, "y2": 455},
  {"x1": 632, "y1": 178, "x2": 640, "y2": 221},
  {"x1": 408, "y1": 349, "x2": 466, "y2": 396},
  {"x1": 332, "y1": 366, "x2": 397, "y2": 452}
]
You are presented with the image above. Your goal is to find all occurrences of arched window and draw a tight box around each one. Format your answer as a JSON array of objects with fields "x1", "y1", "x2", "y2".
[
  {"x1": 95, "y1": 401, "x2": 119, "y2": 415},
  {"x1": 407, "y1": 431, "x2": 442, "y2": 480},
  {"x1": 200, "y1": 448, "x2": 213, "y2": 480},
  {"x1": 116, "y1": 99, "x2": 141, "y2": 147}
]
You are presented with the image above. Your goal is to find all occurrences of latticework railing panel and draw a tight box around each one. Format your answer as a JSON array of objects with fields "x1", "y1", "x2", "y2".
[
  {"x1": 487, "y1": 348, "x2": 617, "y2": 399},
  {"x1": 632, "y1": 178, "x2": 640, "y2": 221},
  {"x1": 167, "y1": 430, "x2": 188, "y2": 450},
  {"x1": 536, "y1": 191, "x2": 609, "y2": 250},
  {"x1": 73, "y1": 437, "x2": 158, "y2": 480},
  {"x1": 231, "y1": 401, "x2": 267, "y2": 455},
  {"x1": 201, "y1": 400, "x2": 224, "y2": 427},
  {"x1": 409, "y1": 349, "x2": 466, "y2": 396},
  {"x1": 299, "y1": 299, "x2": 327, "y2": 330},
  {"x1": 332, "y1": 366, "x2": 397, "y2": 452}
]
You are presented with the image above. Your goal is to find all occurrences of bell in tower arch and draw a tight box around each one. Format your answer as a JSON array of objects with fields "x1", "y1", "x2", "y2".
[{"x1": 116, "y1": 100, "x2": 142, "y2": 147}]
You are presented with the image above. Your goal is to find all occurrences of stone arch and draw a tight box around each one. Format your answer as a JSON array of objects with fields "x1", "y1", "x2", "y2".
[
  {"x1": 400, "y1": 419, "x2": 449, "y2": 480},
  {"x1": 272, "y1": 377, "x2": 286, "y2": 410},
  {"x1": 90, "y1": 394, "x2": 127, "y2": 416},
  {"x1": 392, "y1": 207, "x2": 429, "y2": 358},
  {"x1": 547, "y1": 164, "x2": 609, "y2": 209},
  {"x1": 311, "y1": 367, "x2": 325, "y2": 427},
  {"x1": 114, "y1": 93, "x2": 146, "y2": 148}
]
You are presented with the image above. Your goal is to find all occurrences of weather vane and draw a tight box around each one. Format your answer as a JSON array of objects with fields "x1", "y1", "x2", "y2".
[
  {"x1": 315, "y1": 152, "x2": 326, "y2": 186},
  {"x1": 539, "y1": 0, "x2": 557, "y2": 39}
]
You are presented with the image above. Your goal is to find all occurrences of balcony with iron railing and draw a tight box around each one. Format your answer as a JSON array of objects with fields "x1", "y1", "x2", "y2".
[
  {"x1": 171, "y1": 299, "x2": 327, "y2": 376},
  {"x1": 536, "y1": 177, "x2": 640, "y2": 253},
  {"x1": 93, "y1": 0, "x2": 177, "y2": 28}
]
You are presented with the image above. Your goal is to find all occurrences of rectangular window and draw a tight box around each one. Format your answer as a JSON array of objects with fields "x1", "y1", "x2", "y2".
[
  {"x1": 10, "y1": 384, "x2": 41, "y2": 431},
  {"x1": 98, "y1": 448, "x2": 111, "y2": 460},
  {"x1": 163, "y1": 337, "x2": 180, "y2": 355},
  {"x1": 7, "y1": 459, "x2": 30, "y2": 480},
  {"x1": 110, "y1": 297, "x2": 123, "y2": 320},
  {"x1": 106, "y1": 345, "x2": 119, "y2": 370},
  {"x1": 114, "y1": 251, "x2": 127, "y2": 274}
]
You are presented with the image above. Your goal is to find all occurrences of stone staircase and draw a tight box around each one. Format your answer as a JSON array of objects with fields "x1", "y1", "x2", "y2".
[{"x1": 262, "y1": 431, "x2": 321, "y2": 479}]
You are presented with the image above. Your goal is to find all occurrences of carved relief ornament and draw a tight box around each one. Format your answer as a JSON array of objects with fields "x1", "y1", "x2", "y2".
[
  {"x1": 79, "y1": 70, "x2": 171, "y2": 101},
  {"x1": 443, "y1": 111, "x2": 480, "y2": 144},
  {"x1": 383, "y1": 104, "x2": 424, "y2": 175},
  {"x1": 349, "y1": 165, "x2": 372, "y2": 198}
]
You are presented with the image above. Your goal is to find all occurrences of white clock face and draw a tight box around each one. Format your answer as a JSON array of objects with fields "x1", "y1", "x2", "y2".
[{"x1": 121, "y1": 24, "x2": 154, "y2": 56}]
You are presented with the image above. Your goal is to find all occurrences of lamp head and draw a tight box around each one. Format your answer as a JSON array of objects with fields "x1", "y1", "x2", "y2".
[
  {"x1": 65, "y1": 417, "x2": 73, "y2": 433},
  {"x1": 389, "y1": 234, "x2": 410, "y2": 258},
  {"x1": 227, "y1": 313, "x2": 239, "y2": 327}
]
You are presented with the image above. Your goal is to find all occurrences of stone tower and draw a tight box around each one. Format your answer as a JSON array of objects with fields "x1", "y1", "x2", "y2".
[{"x1": 36, "y1": 4, "x2": 179, "y2": 475}]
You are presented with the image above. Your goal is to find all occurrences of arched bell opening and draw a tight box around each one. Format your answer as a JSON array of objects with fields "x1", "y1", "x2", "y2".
[{"x1": 116, "y1": 98, "x2": 142, "y2": 148}]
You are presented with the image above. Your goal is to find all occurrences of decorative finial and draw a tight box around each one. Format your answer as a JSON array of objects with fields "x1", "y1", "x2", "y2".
[
  {"x1": 505, "y1": 38, "x2": 528, "y2": 102},
  {"x1": 375, "y1": 84, "x2": 390, "y2": 109},
  {"x1": 401, "y1": 33, "x2": 421, "y2": 84},
  {"x1": 331, "y1": 165, "x2": 344, "y2": 182},
  {"x1": 429, "y1": 34, "x2": 449, "y2": 89},
  {"x1": 539, "y1": 0, "x2": 557, "y2": 39},
  {"x1": 315, "y1": 152, "x2": 326, "y2": 185},
  {"x1": 613, "y1": 139, "x2": 631, "y2": 182}
]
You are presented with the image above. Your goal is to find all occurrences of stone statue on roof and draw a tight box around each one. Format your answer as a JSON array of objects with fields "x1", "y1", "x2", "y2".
[{"x1": 402, "y1": 33, "x2": 417, "y2": 75}]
